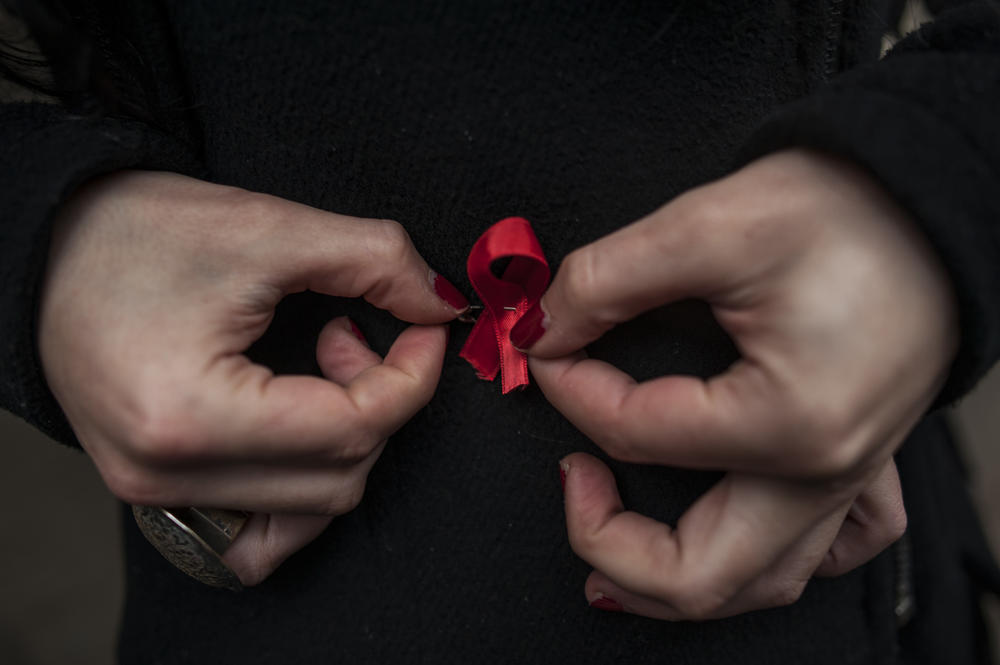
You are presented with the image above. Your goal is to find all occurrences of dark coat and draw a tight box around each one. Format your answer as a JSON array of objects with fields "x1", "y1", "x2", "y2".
[{"x1": 2, "y1": 1, "x2": 999, "y2": 662}]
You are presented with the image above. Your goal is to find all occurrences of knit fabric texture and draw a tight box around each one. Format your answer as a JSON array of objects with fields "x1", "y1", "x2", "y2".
[{"x1": 2, "y1": 1, "x2": 999, "y2": 663}]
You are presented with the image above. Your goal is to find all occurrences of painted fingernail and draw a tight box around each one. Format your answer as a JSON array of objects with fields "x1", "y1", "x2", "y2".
[
  {"x1": 589, "y1": 595, "x2": 624, "y2": 612},
  {"x1": 510, "y1": 301, "x2": 545, "y2": 349},
  {"x1": 559, "y1": 460, "x2": 569, "y2": 493},
  {"x1": 431, "y1": 271, "x2": 470, "y2": 312},
  {"x1": 347, "y1": 319, "x2": 368, "y2": 346}
]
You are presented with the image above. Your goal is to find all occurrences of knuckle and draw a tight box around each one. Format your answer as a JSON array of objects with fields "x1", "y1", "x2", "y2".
[
  {"x1": 664, "y1": 580, "x2": 730, "y2": 621},
  {"x1": 328, "y1": 428, "x2": 381, "y2": 466},
  {"x1": 100, "y1": 461, "x2": 167, "y2": 506},
  {"x1": 643, "y1": 567, "x2": 734, "y2": 621},
  {"x1": 555, "y1": 248, "x2": 623, "y2": 338},
  {"x1": 342, "y1": 479, "x2": 368, "y2": 512},
  {"x1": 334, "y1": 444, "x2": 373, "y2": 467},
  {"x1": 769, "y1": 580, "x2": 807, "y2": 609},
  {"x1": 782, "y1": 405, "x2": 865, "y2": 479},
  {"x1": 794, "y1": 442, "x2": 856, "y2": 480},
  {"x1": 880, "y1": 505, "x2": 908, "y2": 546},
  {"x1": 371, "y1": 219, "x2": 413, "y2": 262},
  {"x1": 238, "y1": 558, "x2": 271, "y2": 588},
  {"x1": 811, "y1": 441, "x2": 866, "y2": 480},
  {"x1": 126, "y1": 405, "x2": 205, "y2": 466},
  {"x1": 565, "y1": 517, "x2": 609, "y2": 558},
  {"x1": 321, "y1": 478, "x2": 367, "y2": 516},
  {"x1": 594, "y1": 421, "x2": 638, "y2": 463}
]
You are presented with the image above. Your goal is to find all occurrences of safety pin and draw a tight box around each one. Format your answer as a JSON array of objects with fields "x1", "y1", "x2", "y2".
[{"x1": 457, "y1": 304, "x2": 517, "y2": 323}]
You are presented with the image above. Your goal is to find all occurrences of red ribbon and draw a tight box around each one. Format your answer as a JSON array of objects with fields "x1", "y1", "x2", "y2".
[{"x1": 460, "y1": 217, "x2": 550, "y2": 393}]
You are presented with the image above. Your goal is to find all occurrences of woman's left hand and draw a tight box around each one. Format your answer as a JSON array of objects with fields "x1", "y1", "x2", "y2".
[{"x1": 514, "y1": 149, "x2": 958, "y2": 620}]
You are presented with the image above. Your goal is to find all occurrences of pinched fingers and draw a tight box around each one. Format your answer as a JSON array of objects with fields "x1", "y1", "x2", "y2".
[
  {"x1": 561, "y1": 453, "x2": 849, "y2": 621},
  {"x1": 40, "y1": 171, "x2": 460, "y2": 514},
  {"x1": 98, "y1": 322, "x2": 444, "y2": 512}
]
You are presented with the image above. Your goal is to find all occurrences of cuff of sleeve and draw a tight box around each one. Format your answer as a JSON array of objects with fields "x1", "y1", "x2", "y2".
[
  {"x1": 0, "y1": 103, "x2": 205, "y2": 446},
  {"x1": 738, "y1": 86, "x2": 1000, "y2": 407}
]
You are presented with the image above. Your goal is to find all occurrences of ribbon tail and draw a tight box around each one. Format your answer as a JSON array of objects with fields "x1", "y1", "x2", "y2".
[
  {"x1": 498, "y1": 344, "x2": 529, "y2": 393},
  {"x1": 459, "y1": 315, "x2": 500, "y2": 381},
  {"x1": 496, "y1": 306, "x2": 529, "y2": 394}
]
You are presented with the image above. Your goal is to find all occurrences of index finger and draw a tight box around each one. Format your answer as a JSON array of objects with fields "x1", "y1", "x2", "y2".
[
  {"x1": 511, "y1": 189, "x2": 742, "y2": 358},
  {"x1": 237, "y1": 192, "x2": 468, "y2": 324}
]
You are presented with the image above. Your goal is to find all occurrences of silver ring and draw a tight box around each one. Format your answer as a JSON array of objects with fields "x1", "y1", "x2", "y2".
[{"x1": 132, "y1": 505, "x2": 249, "y2": 591}]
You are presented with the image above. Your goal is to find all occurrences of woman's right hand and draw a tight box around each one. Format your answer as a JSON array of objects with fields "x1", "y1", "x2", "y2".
[{"x1": 38, "y1": 171, "x2": 467, "y2": 585}]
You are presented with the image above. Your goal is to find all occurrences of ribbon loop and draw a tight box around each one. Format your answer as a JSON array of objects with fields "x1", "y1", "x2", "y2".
[{"x1": 460, "y1": 217, "x2": 549, "y2": 393}]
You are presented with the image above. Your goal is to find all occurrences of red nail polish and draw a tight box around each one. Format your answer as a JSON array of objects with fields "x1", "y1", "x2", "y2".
[
  {"x1": 432, "y1": 272, "x2": 470, "y2": 311},
  {"x1": 589, "y1": 596, "x2": 624, "y2": 612},
  {"x1": 559, "y1": 465, "x2": 566, "y2": 492},
  {"x1": 510, "y1": 301, "x2": 545, "y2": 349},
  {"x1": 348, "y1": 320, "x2": 368, "y2": 345}
]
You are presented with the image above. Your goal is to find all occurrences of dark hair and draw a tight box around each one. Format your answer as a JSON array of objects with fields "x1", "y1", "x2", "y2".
[{"x1": 0, "y1": 0, "x2": 149, "y2": 119}]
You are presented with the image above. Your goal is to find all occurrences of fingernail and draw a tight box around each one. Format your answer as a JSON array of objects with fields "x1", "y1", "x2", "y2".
[
  {"x1": 559, "y1": 460, "x2": 569, "y2": 493},
  {"x1": 431, "y1": 271, "x2": 470, "y2": 312},
  {"x1": 510, "y1": 301, "x2": 545, "y2": 349},
  {"x1": 347, "y1": 319, "x2": 368, "y2": 346},
  {"x1": 589, "y1": 595, "x2": 624, "y2": 612}
]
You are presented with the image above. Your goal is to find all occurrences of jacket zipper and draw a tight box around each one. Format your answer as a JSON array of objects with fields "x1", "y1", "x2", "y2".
[
  {"x1": 893, "y1": 531, "x2": 917, "y2": 627},
  {"x1": 822, "y1": 0, "x2": 845, "y2": 80}
]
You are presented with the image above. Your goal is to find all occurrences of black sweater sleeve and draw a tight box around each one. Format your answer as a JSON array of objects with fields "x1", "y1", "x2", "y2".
[
  {"x1": 0, "y1": 103, "x2": 202, "y2": 446},
  {"x1": 740, "y1": 2, "x2": 1000, "y2": 405}
]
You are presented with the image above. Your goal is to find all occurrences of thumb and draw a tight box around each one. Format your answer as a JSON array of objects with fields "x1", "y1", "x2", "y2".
[
  {"x1": 560, "y1": 452, "x2": 628, "y2": 553},
  {"x1": 510, "y1": 190, "x2": 738, "y2": 358}
]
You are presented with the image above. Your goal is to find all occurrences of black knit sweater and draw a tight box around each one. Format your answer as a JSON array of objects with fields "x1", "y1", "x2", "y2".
[{"x1": 2, "y1": 1, "x2": 999, "y2": 663}]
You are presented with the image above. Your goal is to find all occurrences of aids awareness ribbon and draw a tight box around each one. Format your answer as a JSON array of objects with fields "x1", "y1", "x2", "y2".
[{"x1": 459, "y1": 217, "x2": 550, "y2": 393}]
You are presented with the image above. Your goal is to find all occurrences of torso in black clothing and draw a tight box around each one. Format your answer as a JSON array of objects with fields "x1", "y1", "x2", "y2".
[{"x1": 81, "y1": 1, "x2": 973, "y2": 662}]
